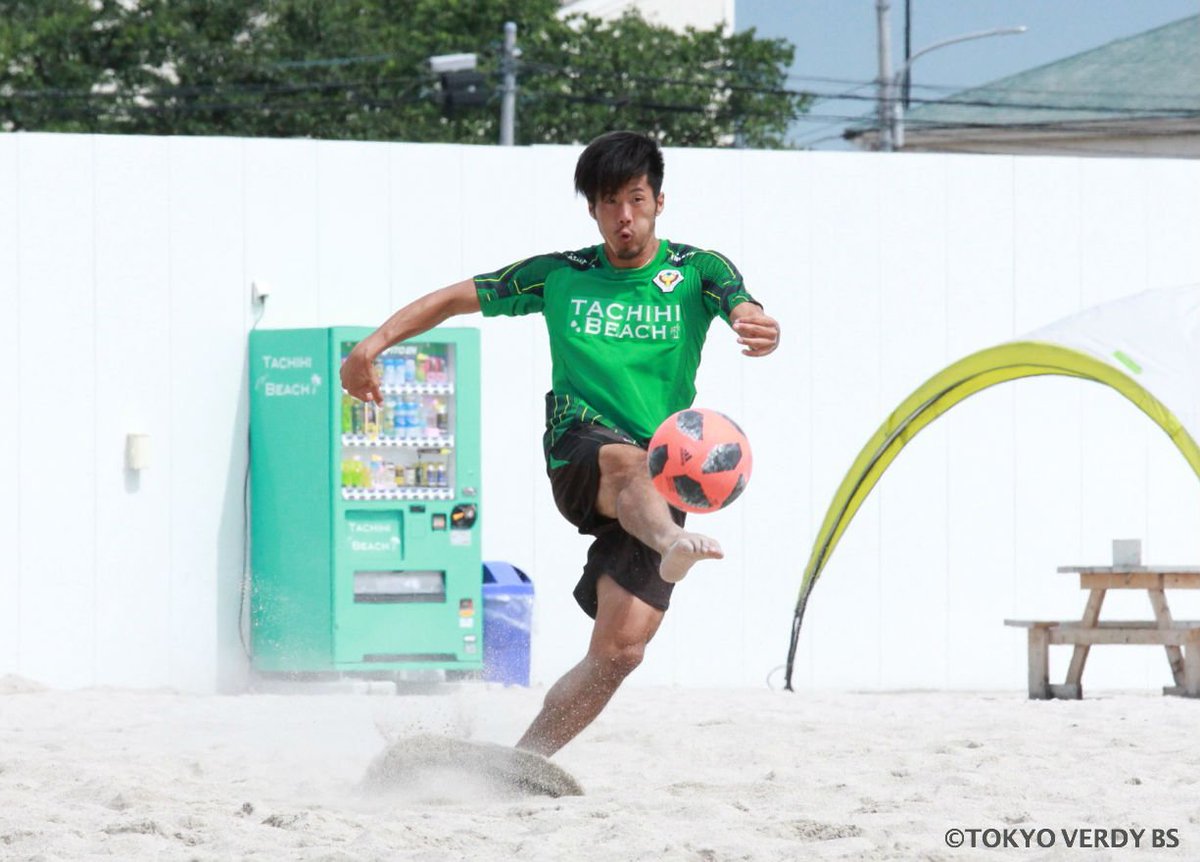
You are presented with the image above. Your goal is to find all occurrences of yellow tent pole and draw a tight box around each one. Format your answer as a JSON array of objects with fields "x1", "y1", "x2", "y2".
[{"x1": 784, "y1": 340, "x2": 1200, "y2": 690}]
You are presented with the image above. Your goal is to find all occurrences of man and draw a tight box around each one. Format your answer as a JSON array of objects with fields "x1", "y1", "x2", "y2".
[{"x1": 340, "y1": 131, "x2": 779, "y2": 757}]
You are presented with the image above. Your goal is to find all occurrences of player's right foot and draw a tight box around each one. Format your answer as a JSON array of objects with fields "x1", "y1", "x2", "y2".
[{"x1": 659, "y1": 532, "x2": 724, "y2": 583}]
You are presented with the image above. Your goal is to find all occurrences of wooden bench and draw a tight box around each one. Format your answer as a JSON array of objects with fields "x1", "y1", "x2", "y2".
[
  {"x1": 1007, "y1": 566, "x2": 1200, "y2": 699},
  {"x1": 1005, "y1": 619, "x2": 1200, "y2": 699}
]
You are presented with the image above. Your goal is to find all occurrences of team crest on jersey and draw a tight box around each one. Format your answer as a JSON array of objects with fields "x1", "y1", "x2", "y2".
[{"x1": 653, "y1": 269, "x2": 683, "y2": 293}]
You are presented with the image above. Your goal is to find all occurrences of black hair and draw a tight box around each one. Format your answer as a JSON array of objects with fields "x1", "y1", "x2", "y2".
[{"x1": 574, "y1": 131, "x2": 664, "y2": 205}]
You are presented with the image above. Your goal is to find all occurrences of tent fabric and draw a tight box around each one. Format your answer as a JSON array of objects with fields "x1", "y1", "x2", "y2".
[{"x1": 784, "y1": 285, "x2": 1200, "y2": 690}]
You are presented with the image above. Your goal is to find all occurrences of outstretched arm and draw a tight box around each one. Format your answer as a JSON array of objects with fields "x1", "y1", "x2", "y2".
[
  {"x1": 730, "y1": 302, "x2": 780, "y2": 357},
  {"x1": 340, "y1": 279, "x2": 481, "y2": 403}
]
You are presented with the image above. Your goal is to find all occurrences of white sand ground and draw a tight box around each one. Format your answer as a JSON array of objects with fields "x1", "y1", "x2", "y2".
[{"x1": 1, "y1": 675, "x2": 1198, "y2": 861}]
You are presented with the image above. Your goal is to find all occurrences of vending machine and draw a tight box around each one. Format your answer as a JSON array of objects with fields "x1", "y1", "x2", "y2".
[{"x1": 249, "y1": 326, "x2": 482, "y2": 675}]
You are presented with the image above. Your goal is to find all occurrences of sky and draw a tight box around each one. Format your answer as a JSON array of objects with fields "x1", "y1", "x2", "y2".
[{"x1": 737, "y1": 0, "x2": 1200, "y2": 149}]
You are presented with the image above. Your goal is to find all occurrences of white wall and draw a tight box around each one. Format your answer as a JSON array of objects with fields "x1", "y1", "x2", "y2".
[{"x1": 3, "y1": 134, "x2": 1200, "y2": 694}]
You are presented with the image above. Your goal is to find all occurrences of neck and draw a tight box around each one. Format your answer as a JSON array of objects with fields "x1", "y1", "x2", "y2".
[{"x1": 604, "y1": 237, "x2": 660, "y2": 270}]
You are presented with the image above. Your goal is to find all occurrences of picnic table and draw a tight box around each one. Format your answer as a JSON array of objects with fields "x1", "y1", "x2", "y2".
[{"x1": 1005, "y1": 567, "x2": 1200, "y2": 699}]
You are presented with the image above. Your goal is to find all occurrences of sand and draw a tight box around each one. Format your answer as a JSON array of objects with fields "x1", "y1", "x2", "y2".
[{"x1": 1, "y1": 675, "x2": 1198, "y2": 861}]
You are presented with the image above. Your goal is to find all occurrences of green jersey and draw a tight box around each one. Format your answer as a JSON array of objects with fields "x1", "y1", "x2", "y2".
[{"x1": 474, "y1": 239, "x2": 758, "y2": 451}]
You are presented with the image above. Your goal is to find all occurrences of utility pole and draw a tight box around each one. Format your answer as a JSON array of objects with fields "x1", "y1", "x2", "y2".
[
  {"x1": 875, "y1": 0, "x2": 894, "y2": 151},
  {"x1": 500, "y1": 21, "x2": 517, "y2": 146},
  {"x1": 892, "y1": 26, "x2": 1027, "y2": 150}
]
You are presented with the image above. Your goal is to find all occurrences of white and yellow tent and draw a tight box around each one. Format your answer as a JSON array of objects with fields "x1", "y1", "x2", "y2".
[{"x1": 784, "y1": 285, "x2": 1200, "y2": 689}]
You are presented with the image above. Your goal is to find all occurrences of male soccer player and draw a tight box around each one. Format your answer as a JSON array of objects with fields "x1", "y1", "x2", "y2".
[{"x1": 340, "y1": 131, "x2": 779, "y2": 757}]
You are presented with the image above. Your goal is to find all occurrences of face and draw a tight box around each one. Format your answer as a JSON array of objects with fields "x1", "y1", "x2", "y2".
[{"x1": 588, "y1": 174, "x2": 664, "y2": 268}]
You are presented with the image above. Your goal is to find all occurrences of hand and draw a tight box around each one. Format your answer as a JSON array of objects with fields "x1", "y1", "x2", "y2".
[
  {"x1": 730, "y1": 305, "x2": 779, "y2": 357},
  {"x1": 340, "y1": 343, "x2": 383, "y2": 405}
]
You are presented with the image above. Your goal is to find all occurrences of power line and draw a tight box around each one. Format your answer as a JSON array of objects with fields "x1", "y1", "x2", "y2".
[
  {"x1": 270, "y1": 53, "x2": 401, "y2": 69},
  {"x1": 784, "y1": 69, "x2": 1200, "y2": 105},
  {"x1": 894, "y1": 116, "x2": 1200, "y2": 135},
  {"x1": 8, "y1": 54, "x2": 1198, "y2": 118},
  {"x1": 517, "y1": 59, "x2": 1200, "y2": 117},
  {"x1": 4, "y1": 86, "x2": 431, "y2": 125},
  {"x1": 3, "y1": 74, "x2": 431, "y2": 102},
  {"x1": 521, "y1": 84, "x2": 801, "y2": 120},
  {"x1": 6, "y1": 59, "x2": 1198, "y2": 135}
]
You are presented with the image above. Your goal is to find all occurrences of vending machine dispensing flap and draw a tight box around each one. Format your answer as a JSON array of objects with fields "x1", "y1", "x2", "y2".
[
  {"x1": 354, "y1": 570, "x2": 446, "y2": 603},
  {"x1": 450, "y1": 503, "x2": 477, "y2": 529}
]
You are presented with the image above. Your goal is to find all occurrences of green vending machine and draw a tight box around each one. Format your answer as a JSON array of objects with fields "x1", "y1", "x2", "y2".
[{"x1": 249, "y1": 327, "x2": 482, "y2": 675}]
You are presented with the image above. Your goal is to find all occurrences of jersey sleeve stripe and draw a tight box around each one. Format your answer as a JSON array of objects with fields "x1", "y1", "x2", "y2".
[
  {"x1": 703, "y1": 249, "x2": 741, "y2": 280},
  {"x1": 475, "y1": 259, "x2": 529, "y2": 284}
]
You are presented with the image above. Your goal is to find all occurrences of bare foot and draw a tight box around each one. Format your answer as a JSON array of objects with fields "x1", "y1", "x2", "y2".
[{"x1": 659, "y1": 532, "x2": 724, "y2": 584}]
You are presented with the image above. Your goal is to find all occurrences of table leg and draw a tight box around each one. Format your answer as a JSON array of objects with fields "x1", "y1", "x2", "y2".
[
  {"x1": 1184, "y1": 644, "x2": 1200, "y2": 697},
  {"x1": 1147, "y1": 588, "x2": 1186, "y2": 687},
  {"x1": 1065, "y1": 588, "x2": 1106, "y2": 690},
  {"x1": 1028, "y1": 626, "x2": 1050, "y2": 699}
]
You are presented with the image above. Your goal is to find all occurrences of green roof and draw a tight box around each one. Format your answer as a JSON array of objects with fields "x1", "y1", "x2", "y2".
[{"x1": 902, "y1": 15, "x2": 1200, "y2": 130}]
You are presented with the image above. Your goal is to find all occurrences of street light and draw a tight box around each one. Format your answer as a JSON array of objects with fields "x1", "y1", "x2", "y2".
[
  {"x1": 428, "y1": 22, "x2": 519, "y2": 146},
  {"x1": 428, "y1": 53, "x2": 478, "y2": 75},
  {"x1": 890, "y1": 26, "x2": 1027, "y2": 150},
  {"x1": 428, "y1": 52, "x2": 488, "y2": 119}
]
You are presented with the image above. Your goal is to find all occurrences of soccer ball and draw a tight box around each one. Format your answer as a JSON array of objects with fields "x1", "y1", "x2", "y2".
[{"x1": 647, "y1": 408, "x2": 752, "y2": 513}]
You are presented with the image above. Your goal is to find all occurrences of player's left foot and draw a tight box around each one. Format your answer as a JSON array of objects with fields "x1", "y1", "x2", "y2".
[{"x1": 659, "y1": 532, "x2": 724, "y2": 583}]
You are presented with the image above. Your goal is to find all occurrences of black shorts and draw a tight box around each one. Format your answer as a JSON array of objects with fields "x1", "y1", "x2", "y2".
[{"x1": 546, "y1": 422, "x2": 686, "y2": 619}]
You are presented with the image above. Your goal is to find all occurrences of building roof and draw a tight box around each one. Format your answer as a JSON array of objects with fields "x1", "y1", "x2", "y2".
[
  {"x1": 909, "y1": 15, "x2": 1200, "y2": 130},
  {"x1": 857, "y1": 14, "x2": 1200, "y2": 140}
]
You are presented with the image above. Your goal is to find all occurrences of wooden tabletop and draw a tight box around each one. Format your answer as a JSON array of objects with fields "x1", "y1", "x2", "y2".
[
  {"x1": 1057, "y1": 568, "x2": 1200, "y2": 590},
  {"x1": 1058, "y1": 566, "x2": 1200, "y2": 574}
]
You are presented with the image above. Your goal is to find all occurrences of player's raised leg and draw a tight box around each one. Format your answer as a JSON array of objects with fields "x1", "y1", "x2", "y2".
[
  {"x1": 595, "y1": 443, "x2": 723, "y2": 583},
  {"x1": 516, "y1": 574, "x2": 663, "y2": 757}
]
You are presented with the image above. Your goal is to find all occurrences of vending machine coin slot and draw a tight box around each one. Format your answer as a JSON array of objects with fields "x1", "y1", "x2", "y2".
[{"x1": 450, "y1": 503, "x2": 477, "y2": 529}]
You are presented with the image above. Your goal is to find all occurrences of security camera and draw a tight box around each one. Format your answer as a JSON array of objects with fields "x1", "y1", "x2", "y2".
[{"x1": 429, "y1": 53, "x2": 478, "y2": 74}]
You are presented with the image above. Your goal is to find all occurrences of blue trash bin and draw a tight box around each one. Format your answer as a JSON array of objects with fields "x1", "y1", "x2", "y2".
[{"x1": 482, "y1": 561, "x2": 535, "y2": 686}]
